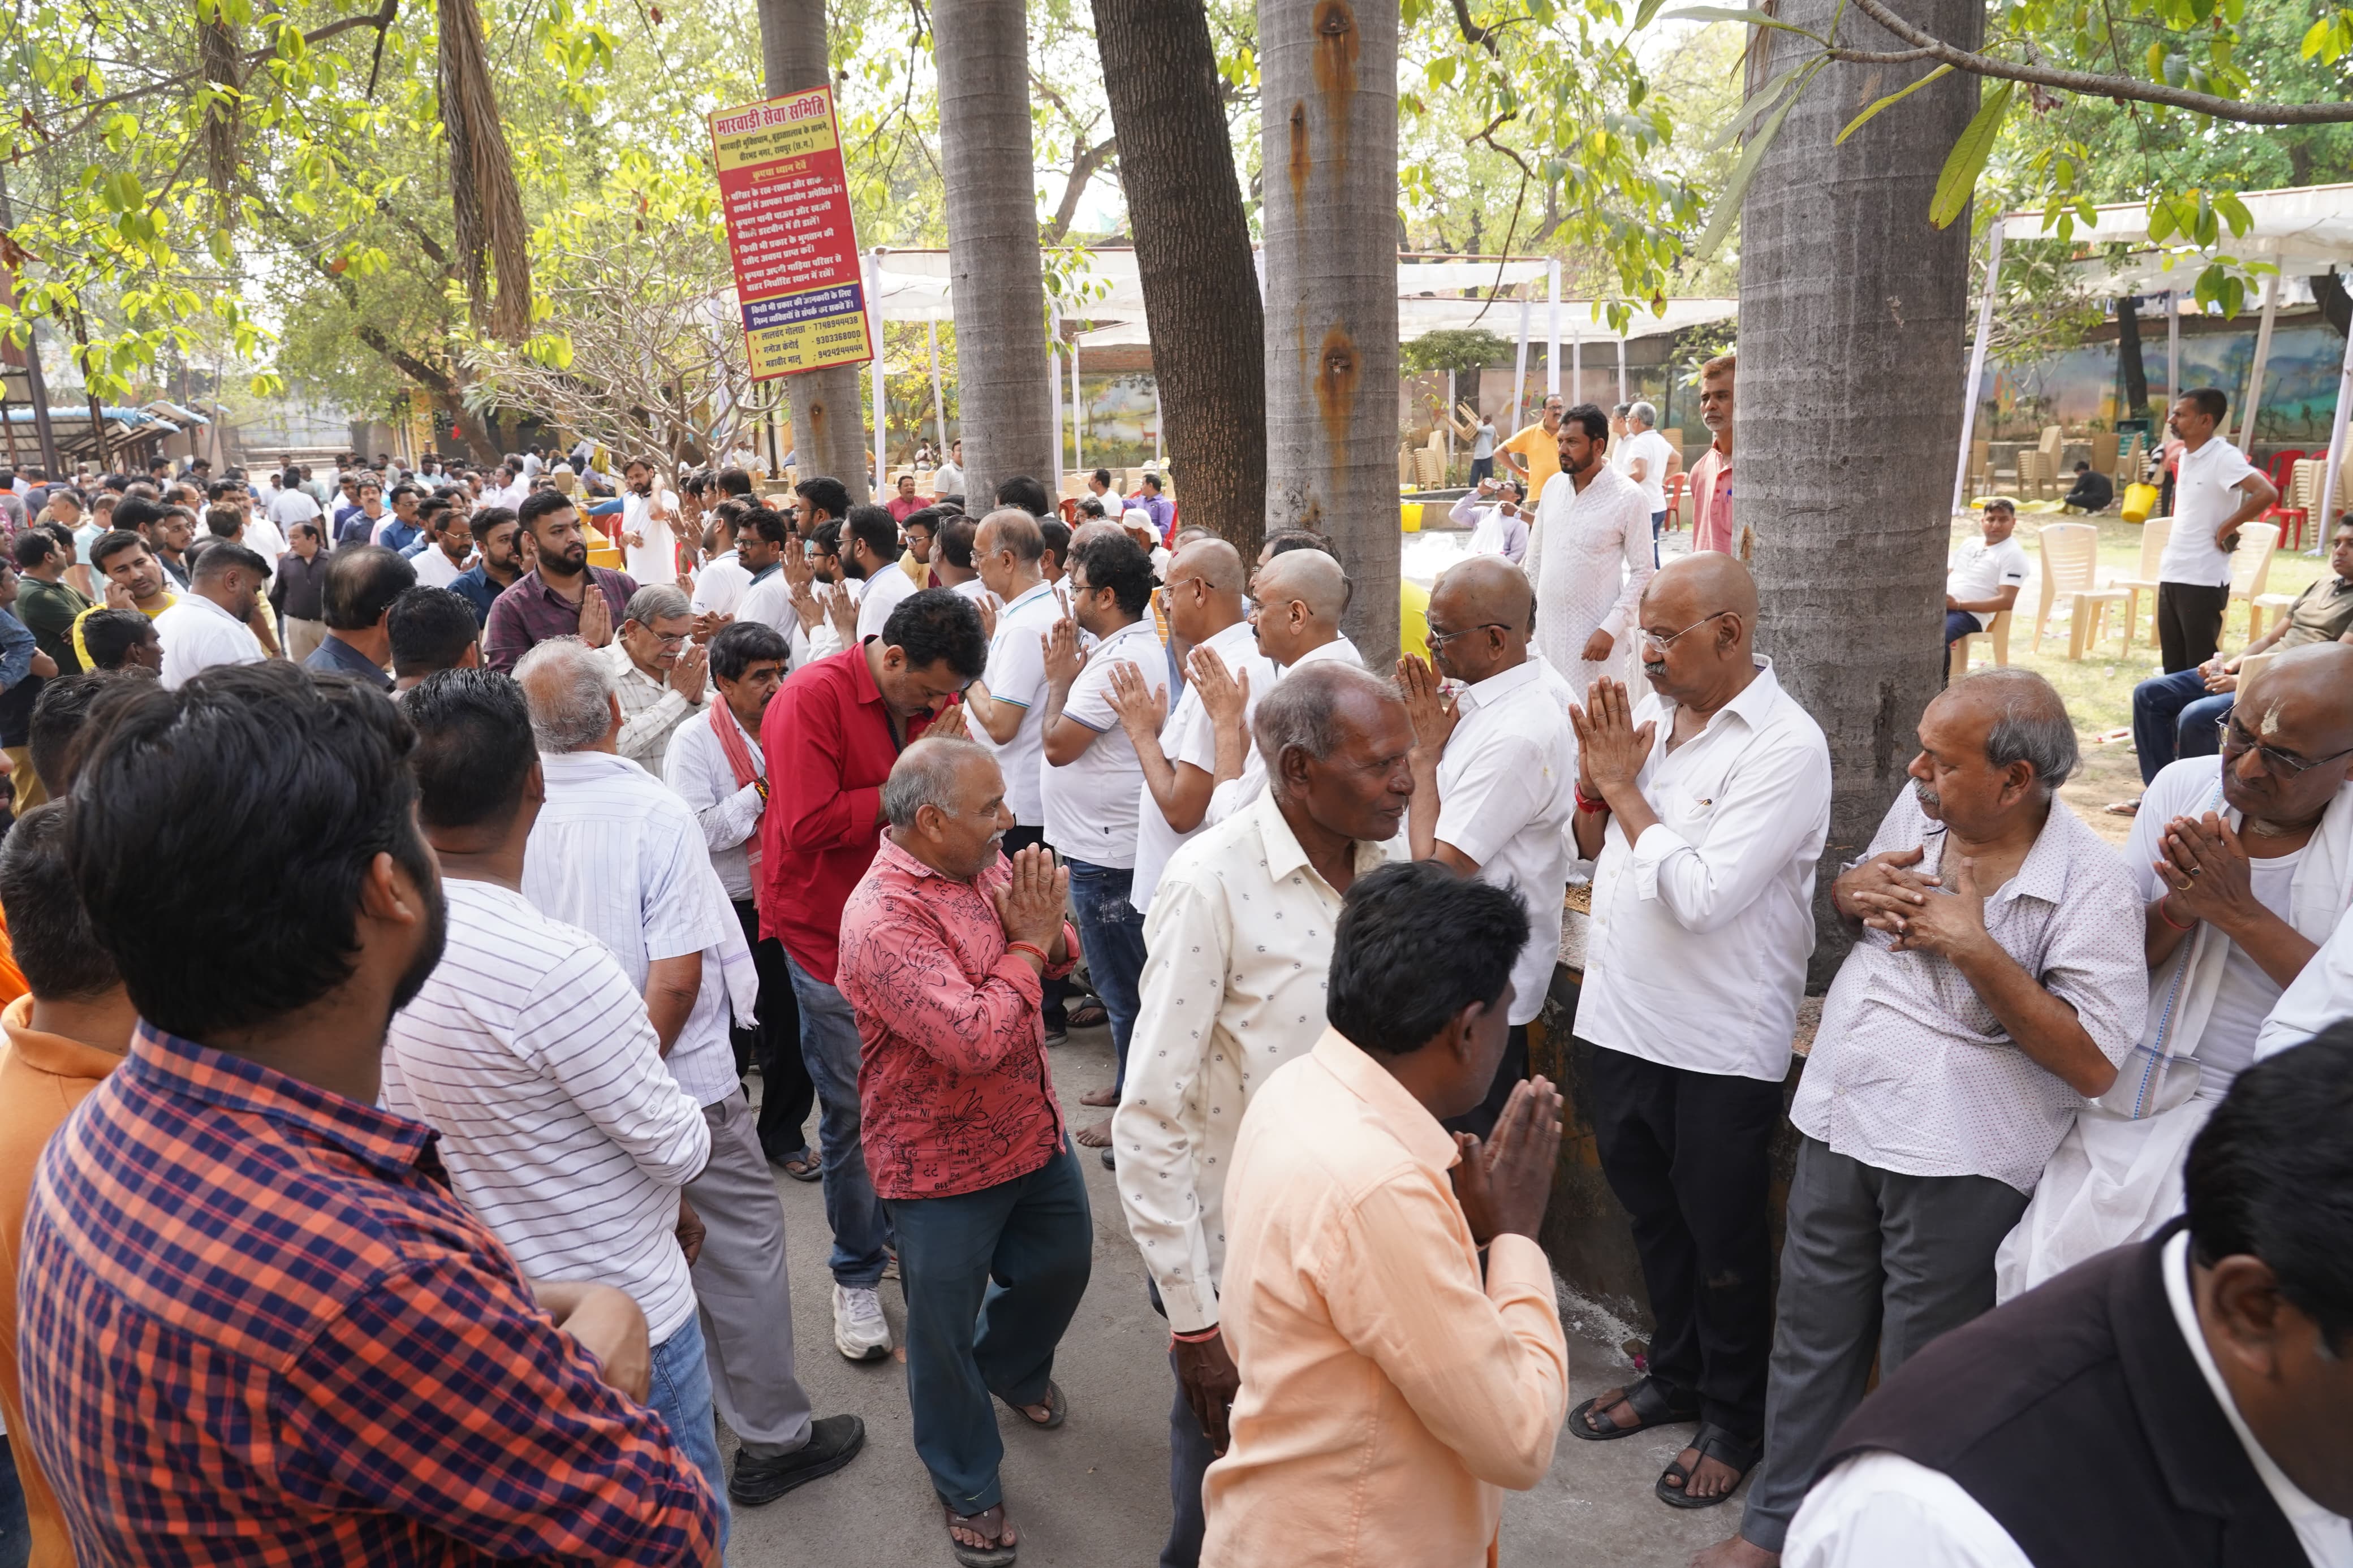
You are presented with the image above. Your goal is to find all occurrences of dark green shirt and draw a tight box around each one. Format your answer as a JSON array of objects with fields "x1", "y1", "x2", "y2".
[{"x1": 16, "y1": 577, "x2": 91, "y2": 672}]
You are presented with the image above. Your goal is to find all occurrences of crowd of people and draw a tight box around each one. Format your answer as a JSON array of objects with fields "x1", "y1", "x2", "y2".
[{"x1": 0, "y1": 395, "x2": 2345, "y2": 1568}]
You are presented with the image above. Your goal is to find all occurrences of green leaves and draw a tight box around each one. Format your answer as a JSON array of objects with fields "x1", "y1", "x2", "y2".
[
  {"x1": 1692, "y1": 59, "x2": 1821, "y2": 261},
  {"x1": 1662, "y1": 4, "x2": 1826, "y2": 40},
  {"x1": 1837, "y1": 63, "x2": 1951, "y2": 144},
  {"x1": 1929, "y1": 80, "x2": 2011, "y2": 230},
  {"x1": 2302, "y1": 7, "x2": 2353, "y2": 59}
]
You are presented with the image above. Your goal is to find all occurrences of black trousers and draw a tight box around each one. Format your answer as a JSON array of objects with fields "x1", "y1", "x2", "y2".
[
  {"x1": 2156, "y1": 581, "x2": 2230, "y2": 674},
  {"x1": 1001, "y1": 824, "x2": 1068, "y2": 1031},
  {"x1": 1441, "y1": 1023, "x2": 1528, "y2": 1143},
  {"x1": 1584, "y1": 1040, "x2": 1782, "y2": 1441},
  {"x1": 732, "y1": 899, "x2": 814, "y2": 1162}
]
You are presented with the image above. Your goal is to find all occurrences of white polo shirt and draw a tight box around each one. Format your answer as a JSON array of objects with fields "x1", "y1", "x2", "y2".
[
  {"x1": 1619, "y1": 427, "x2": 1675, "y2": 512},
  {"x1": 1041, "y1": 616, "x2": 1161, "y2": 869},
  {"x1": 692, "y1": 550, "x2": 751, "y2": 616},
  {"x1": 1131, "y1": 616, "x2": 1282, "y2": 913},
  {"x1": 2158, "y1": 438, "x2": 2260, "y2": 588},
  {"x1": 154, "y1": 593, "x2": 265, "y2": 690},
  {"x1": 980, "y1": 580, "x2": 1065, "y2": 827},
  {"x1": 1946, "y1": 535, "x2": 2031, "y2": 629},
  {"x1": 410, "y1": 545, "x2": 469, "y2": 589},
  {"x1": 855, "y1": 556, "x2": 920, "y2": 645},
  {"x1": 1434, "y1": 658, "x2": 1578, "y2": 1026}
]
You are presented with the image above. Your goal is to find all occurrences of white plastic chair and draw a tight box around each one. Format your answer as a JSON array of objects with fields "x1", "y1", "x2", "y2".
[
  {"x1": 2227, "y1": 521, "x2": 2282, "y2": 642},
  {"x1": 2030, "y1": 522, "x2": 2115, "y2": 660}
]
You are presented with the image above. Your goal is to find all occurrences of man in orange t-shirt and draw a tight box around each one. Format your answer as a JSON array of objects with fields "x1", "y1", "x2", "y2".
[{"x1": 0, "y1": 802, "x2": 131, "y2": 1567}]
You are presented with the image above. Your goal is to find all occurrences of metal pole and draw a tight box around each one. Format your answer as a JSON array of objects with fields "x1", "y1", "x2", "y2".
[
  {"x1": 2317, "y1": 305, "x2": 2353, "y2": 552},
  {"x1": 926, "y1": 319, "x2": 948, "y2": 468},
  {"x1": 1545, "y1": 260, "x2": 1560, "y2": 399},
  {"x1": 868, "y1": 247, "x2": 887, "y2": 496},
  {"x1": 1511, "y1": 291, "x2": 1531, "y2": 429},
  {"x1": 1049, "y1": 299, "x2": 1063, "y2": 494},
  {"x1": 1950, "y1": 218, "x2": 2005, "y2": 516},
  {"x1": 1617, "y1": 336, "x2": 1628, "y2": 405},
  {"x1": 1445, "y1": 368, "x2": 1456, "y2": 475},
  {"x1": 2239, "y1": 266, "x2": 2280, "y2": 456},
  {"x1": 1070, "y1": 330, "x2": 1083, "y2": 475},
  {"x1": 2167, "y1": 290, "x2": 2180, "y2": 410},
  {"x1": 1572, "y1": 338, "x2": 1582, "y2": 407}
]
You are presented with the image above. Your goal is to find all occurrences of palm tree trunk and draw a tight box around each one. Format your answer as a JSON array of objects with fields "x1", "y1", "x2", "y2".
[
  {"x1": 1092, "y1": 0, "x2": 1266, "y2": 555},
  {"x1": 936, "y1": 0, "x2": 1054, "y2": 508},
  {"x1": 1259, "y1": 0, "x2": 1400, "y2": 667},
  {"x1": 1740, "y1": 0, "x2": 1985, "y2": 985},
  {"x1": 758, "y1": 0, "x2": 871, "y2": 503}
]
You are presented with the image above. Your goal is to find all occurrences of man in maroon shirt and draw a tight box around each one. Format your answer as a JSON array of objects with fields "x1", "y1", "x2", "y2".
[
  {"x1": 835, "y1": 736, "x2": 1088, "y2": 1567},
  {"x1": 482, "y1": 490, "x2": 636, "y2": 673},
  {"x1": 759, "y1": 586, "x2": 988, "y2": 1364}
]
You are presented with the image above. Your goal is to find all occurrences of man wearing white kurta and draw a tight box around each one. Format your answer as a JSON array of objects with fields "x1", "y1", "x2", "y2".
[
  {"x1": 621, "y1": 459, "x2": 680, "y2": 586},
  {"x1": 1525, "y1": 402, "x2": 1653, "y2": 698}
]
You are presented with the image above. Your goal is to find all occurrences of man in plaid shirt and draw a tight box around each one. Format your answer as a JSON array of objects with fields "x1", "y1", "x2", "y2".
[{"x1": 15, "y1": 661, "x2": 719, "y2": 1566}]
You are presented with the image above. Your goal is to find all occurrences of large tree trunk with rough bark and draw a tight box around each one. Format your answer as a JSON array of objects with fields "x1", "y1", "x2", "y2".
[
  {"x1": 936, "y1": 0, "x2": 1054, "y2": 508},
  {"x1": 1093, "y1": 0, "x2": 1266, "y2": 555},
  {"x1": 759, "y1": 0, "x2": 870, "y2": 503},
  {"x1": 1740, "y1": 0, "x2": 1983, "y2": 986},
  {"x1": 1260, "y1": 0, "x2": 1399, "y2": 667}
]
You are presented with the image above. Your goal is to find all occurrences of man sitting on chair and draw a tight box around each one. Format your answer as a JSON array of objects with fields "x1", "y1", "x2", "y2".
[{"x1": 1944, "y1": 500, "x2": 2028, "y2": 666}]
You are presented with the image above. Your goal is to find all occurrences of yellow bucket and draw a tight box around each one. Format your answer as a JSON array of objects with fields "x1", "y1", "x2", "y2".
[
  {"x1": 2122, "y1": 482, "x2": 2160, "y2": 524},
  {"x1": 1401, "y1": 502, "x2": 1423, "y2": 533}
]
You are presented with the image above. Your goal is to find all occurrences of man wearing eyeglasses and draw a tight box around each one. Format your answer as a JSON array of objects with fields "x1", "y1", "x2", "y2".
[
  {"x1": 2004, "y1": 641, "x2": 2353, "y2": 1301},
  {"x1": 1560, "y1": 551, "x2": 1831, "y2": 1514},
  {"x1": 598, "y1": 583, "x2": 710, "y2": 771},
  {"x1": 2116, "y1": 515, "x2": 2353, "y2": 818}
]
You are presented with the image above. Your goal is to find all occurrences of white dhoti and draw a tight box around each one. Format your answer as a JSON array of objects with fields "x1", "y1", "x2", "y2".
[{"x1": 1993, "y1": 1096, "x2": 2214, "y2": 1302}]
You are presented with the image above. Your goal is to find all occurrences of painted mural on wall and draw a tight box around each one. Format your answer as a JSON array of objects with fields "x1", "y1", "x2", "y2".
[{"x1": 1979, "y1": 316, "x2": 2347, "y2": 447}]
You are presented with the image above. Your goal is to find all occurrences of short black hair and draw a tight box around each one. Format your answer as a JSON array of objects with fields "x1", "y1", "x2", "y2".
[
  {"x1": 1091, "y1": 468, "x2": 1113, "y2": 487},
  {"x1": 2183, "y1": 386, "x2": 2229, "y2": 422},
  {"x1": 809, "y1": 520, "x2": 844, "y2": 559},
  {"x1": 113, "y1": 496, "x2": 166, "y2": 537},
  {"x1": 66, "y1": 661, "x2": 434, "y2": 1042},
  {"x1": 191, "y1": 541, "x2": 268, "y2": 582},
  {"x1": 1140, "y1": 472, "x2": 1163, "y2": 494},
  {"x1": 88, "y1": 529, "x2": 147, "y2": 573},
  {"x1": 0, "y1": 802, "x2": 118, "y2": 1001},
  {"x1": 404, "y1": 668, "x2": 537, "y2": 831},
  {"x1": 994, "y1": 474, "x2": 1051, "y2": 519},
  {"x1": 205, "y1": 506, "x2": 243, "y2": 538},
  {"x1": 901, "y1": 506, "x2": 946, "y2": 541},
  {"x1": 881, "y1": 588, "x2": 989, "y2": 681},
  {"x1": 29, "y1": 672, "x2": 131, "y2": 794},
  {"x1": 388, "y1": 483, "x2": 420, "y2": 505},
  {"x1": 322, "y1": 545, "x2": 417, "y2": 630},
  {"x1": 1561, "y1": 402, "x2": 1610, "y2": 442},
  {"x1": 710, "y1": 619, "x2": 791, "y2": 682},
  {"x1": 1039, "y1": 517, "x2": 1071, "y2": 566},
  {"x1": 78, "y1": 610, "x2": 158, "y2": 672},
  {"x1": 739, "y1": 506, "x2": 790, "y2": 549},
  {"x1": 1070, "y1": 533, "x2": 1154, "y2": 617},
  {"x1": 516, "y1": 488, "x2": 575, "y2": 532},
  {"x1": 2074, "y1": 460, "x2": 2091, "y2": 473},
  {"x1": 2184, "y1": 1022, "x2": 2353, "y2": 1351},
  {"x1": 1326, "y1": 861, "x2": 1529, "y2": 1056},
  {"x1": 936, "y1": 516, "x2": 977, "y2": 571},
  {"x1": 795, "y1": 476, "x2": 851, "y2": 520},
  {"x1": 11, "y1": 532, "x2": 56, "y2": 571},
  {"x1": 473, "y1": 506, "x2": 518, "y2": 542},
  {"x1": 717, "y1": 466, "x2": 754, "y2": 497},
  {"x1": 388, "y1": 587, "x2": 480, "y2": 677},
  {"x1": 844, "y1": 503, "x2": 901, "y2": 565},
  {"x1": 1263, "y1": 528, "x2": 1331, "y2": 560}
]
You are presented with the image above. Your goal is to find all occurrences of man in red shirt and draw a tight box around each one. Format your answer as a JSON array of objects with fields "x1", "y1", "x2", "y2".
[
  {"x1": 835, "y1": 736, "x2": 1089, "y2": 1568},
  {"x1": 759, "y1": 587, "x2": 989, "y2": 1364}
]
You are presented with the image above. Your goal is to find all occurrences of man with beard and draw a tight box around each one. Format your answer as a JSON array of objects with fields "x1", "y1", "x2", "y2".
[
  {"x1": 71, "y1": 529, "x2": 178, "y2": 671},
  {"x1": 15, "y1": 663, "x2": 722, "y2": 1564},
  {"x1": 450, "y1": 506, "x2": 523, "y2": 628},
  {"x1": 1524, "y1": 402, "x2": 1652, "y2": 698},
  {"x1": 620, "y1": 457, "x2": 682, "y2": 588},
  {"x1": 482, "y1": 490, "x2": 636, "y2": 673},
  {"x1": 1692, "y1": 669, "x2": 2145, "y2": 1568}
]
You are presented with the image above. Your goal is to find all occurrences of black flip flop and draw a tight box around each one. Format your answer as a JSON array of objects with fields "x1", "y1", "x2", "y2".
[
  {"x1": 1567, "y1": 1373, "x2": 1698, "y2": 1441},
  {"x1": 945, "y1": 1505, "x2": 1018, "y2": 1567},
  {"x1": 994, "y1": 1378, "x2": 1066, "y2": 1430},
  {"x1": 1654, "y1": 1421, "x2": 1760, "y2": 1509}
]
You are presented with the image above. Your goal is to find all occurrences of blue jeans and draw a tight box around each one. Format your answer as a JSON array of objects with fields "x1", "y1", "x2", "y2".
[
  {"x1": 785, "y1": 952, "x2": 893, "y2": 1288},
  {"x1": 1468, "y1": 455, "x2": 1494, "y2": 484},
  {"x1": 1067, "y1": 859, "x2": 1147, "y2": 1092},
  {"x1": 2131, "y1": 667, "x2": 2230, "y2": 785},
  {"x1": 1943, "y1": 608, "x2": 1981, "y2": 655},
  {"x1": 1652, "y1": 507, "x2": 1669, "y2": 567},
  {"x1": 887, "y1": 1144, "x2": 1093, "y2": 1515},
  {"x1": 647, "y1": 1315, "x2": 730, "y2": 1559}
]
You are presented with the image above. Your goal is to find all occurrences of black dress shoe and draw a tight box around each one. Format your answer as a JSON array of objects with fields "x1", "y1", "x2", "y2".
[{"x1": 729, "y1": 1414, "x2": 867, "y2": 1506}]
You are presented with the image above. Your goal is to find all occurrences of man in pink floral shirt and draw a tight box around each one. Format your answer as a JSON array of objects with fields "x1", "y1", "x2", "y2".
[{"x1": 835, "y1": 736, "x2": 1091, "y2": 1566}]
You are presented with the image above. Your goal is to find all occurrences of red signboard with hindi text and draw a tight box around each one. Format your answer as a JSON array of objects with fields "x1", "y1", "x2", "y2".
[{"x1": 708, "y1": 88, "x2": 873, "y2": 379}]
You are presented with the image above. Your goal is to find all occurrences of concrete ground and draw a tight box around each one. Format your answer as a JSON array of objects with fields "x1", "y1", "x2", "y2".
[{"x1": 729, "y1": 1019, "x2": 1743, "y2": 1568}]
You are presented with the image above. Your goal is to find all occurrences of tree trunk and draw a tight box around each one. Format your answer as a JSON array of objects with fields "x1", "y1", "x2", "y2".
[
  {"x1": 1259, "y1": 0, "x2": 1400, "y2": 667},
  {"x1": 1093, "y1": 0, "x2": 1267, "y2": 554},
  {"x1": 935, "y1": 0, "x2": 1054, "y2": 508},
  {"x1": 2117, "y1": 297, "x2": 2149, "y2": 418},
  {"x1": 759, "y1": 0, "x2": 872, "y2": 503},
  {"x1": 1739, "y1": 0, "x2": 1983, "y2": 987}
]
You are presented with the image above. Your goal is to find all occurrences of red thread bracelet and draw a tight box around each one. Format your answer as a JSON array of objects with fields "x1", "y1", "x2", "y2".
[
  {"x1": 1007, "y1": 940, "x2": 1050, "y2": 964},
  {"x1": 2158, "y1": 896, "x2": 2196, "y2": 932},
  {"x1": 1575, "y1": 785, "x2": 1609, "y2": 814}
]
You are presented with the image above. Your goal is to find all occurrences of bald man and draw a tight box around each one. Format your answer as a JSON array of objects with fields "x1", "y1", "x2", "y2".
[
  {"x1": 1998, "y1": 642, "x2": 2353, "y2": 1310},
  {"x1": 1201, "y1": 547, "x2": 1361, "y2": 828},
  {"x1": 1564, "y1": 552, "x2": 1831, "y2": 1510},
  {"x1": 1111, "y1": 537, "x2": 1279, "y2": 915},
  {"x1": 1398, "y1": 556, "x2": 1576, "y2": 1139},
  {"x1": 1703, "y1": 669, "x2": 2144, "y2": 1567}
]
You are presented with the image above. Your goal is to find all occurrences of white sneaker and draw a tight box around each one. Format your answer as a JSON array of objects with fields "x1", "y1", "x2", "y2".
[{"x1": 834, "y1": 1284, "x2": 891, "y2": 1362}]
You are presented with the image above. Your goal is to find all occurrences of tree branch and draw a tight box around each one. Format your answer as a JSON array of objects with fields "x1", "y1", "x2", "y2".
[
  {"x1": 1837, "y1": 0, "x2": 2353, "y2": 124},
  {"x1": 1044, "y1": 135, "x2": 1117, "y2": 245},
  {"x1": 1451, "y1": 0, "x2": 1502, "y2": 56}
]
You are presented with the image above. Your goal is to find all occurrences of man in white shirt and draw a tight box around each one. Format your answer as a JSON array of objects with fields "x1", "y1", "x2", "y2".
[
  {"x1": 689, "y1": 506, "x2": 752, "y2": 620},
  {"x1": 1114, "y1": 660, "x2": 1415, "y2": 1568},
  {"x1": 1783, "y1": 1036, "x2": 2353, "y2": 1568},
  {"x1": 381, "y1": 668, "x2": 739, "y2": 1539},
  {"x1": 1400, "y1": 556, "x2": 1575, "y2": 1139},
  {"x1": 1203, "y1": 544, "x2": 1354, "y2": 827},
  {"x1": 2154, "y1": 386, "x2": 2278, "y2": 674},
  {"x1": 408, "y1": 506, "x2": 475, "y2": 590},
  {"x1": 663, "y1": 620, "x2": 816, "y2": 1177},
  {"x1": 153, "y1": 541, "x2": 269, "y2": 689},
  {"x1": 1564, "y1": 551, "x2": 1833, "y2": 1507},
  {"x1": 621, "y1": 458, "x2": 680, "y2": 586},
  {"x1": 1942, "y1": 499, "x2": 2029, "y2": 663},
  {"x1": 1698, "y1": 671, "x2": 2145, "y2": 1568},
  {"x1": 730, "y1": 507, "x2": 815, "y2": 662},
  {"x1": 796, "y1": 520, "x2": 864, "y2": 663},
  {"x1": 930, "y1": 438, "x2": 964, "y2": 500},
  {"x1": 265, "y1": 466, "x2": 322, "y2": 539},
  {"x1": 1525, "y1": 403, "x2": 1654, "y2": 698},
  {"x1": 846, "y1": 505, "x2": 914, "y2": 645},
  {"x1": 1619, "y1": 400, "x2": 1675, "y2": 564},
  {"x1": 1037, "y1": 532, "x2": 1163, "y2": 1148},
  {"x1": 596, "y1": 584, "x2": 709, "y2": 771},
  {"x1": 514, "y1": 636, "x2": 861, "y2": 1510}
]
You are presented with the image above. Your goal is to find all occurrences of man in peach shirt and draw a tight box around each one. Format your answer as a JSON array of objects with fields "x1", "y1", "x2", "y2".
[
  {"x1": 1202, "y1": 861, "x2": 1571, "y2": 1567},
  {"x1": 0, "y1": 802, "x2": 132, "y2": 1567},
  {"x1": 1688, "y1": 352, "x2": 1739, "y2": 558}
]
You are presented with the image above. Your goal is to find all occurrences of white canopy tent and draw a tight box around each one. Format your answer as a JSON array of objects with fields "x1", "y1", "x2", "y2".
[{"x1": 1954, "y1": 183, "x2": 2353, "y2": 534}]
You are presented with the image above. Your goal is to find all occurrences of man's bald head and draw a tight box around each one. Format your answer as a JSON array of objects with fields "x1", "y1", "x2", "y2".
[
  {"x1": 1165, "y1": 535, "x2": 1248, "y2": 644},
  {"x1": 1643, "y1": 550, "x2": 1759, "y2": 628},
  {"x1": 1256, "y1": 548, "x2": 1347, "y2": 623},
  {"x1": 1171, "y1": 536, "x2": 1246, "y2": 595},
  {"x1": 1433, "y1": 555, "x2": 1533, "y2": 630},
  {"x1": 1637, "y1": 550, "x2": 1760, "y2": 705},
  {"x1": 2238, "y1": 643, "x2": 2353, "y2": 749}
]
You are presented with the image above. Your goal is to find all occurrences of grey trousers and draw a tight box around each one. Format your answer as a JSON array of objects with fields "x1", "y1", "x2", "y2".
[
  {"x1": 686, "y1": 1091, "x2": 815, "y2": 1459},
  {"x1": 1739, "y1": 1136, "x2": 2029, "y2": 1552}
]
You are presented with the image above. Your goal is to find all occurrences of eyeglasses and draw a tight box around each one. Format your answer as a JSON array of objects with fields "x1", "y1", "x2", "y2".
[
  {"x1": 2217, "y1": 714, "x2": 2353, "y2": 777},
  {"x1": 1637, "y1": 610, "x2": 1735, "y2": 655},
  {"x1": 1426, "y1": 621, "x2": 1507, "y2": 650}
]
